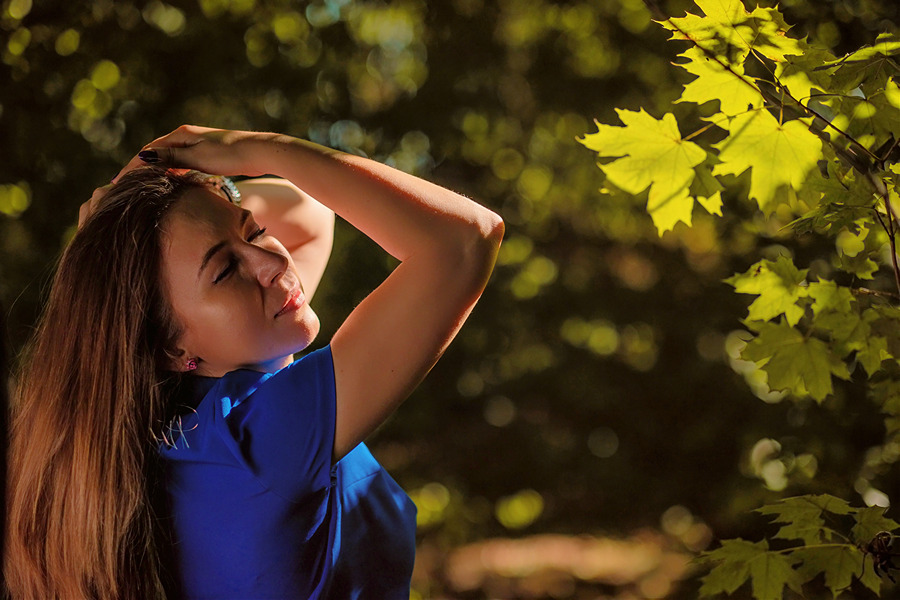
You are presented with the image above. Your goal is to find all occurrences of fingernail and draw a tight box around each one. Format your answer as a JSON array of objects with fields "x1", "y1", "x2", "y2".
[{"x1": 138, "y1": 149, "x2": 160, "y2": 163}]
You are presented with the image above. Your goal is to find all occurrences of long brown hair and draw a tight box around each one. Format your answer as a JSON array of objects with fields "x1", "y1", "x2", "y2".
[{"x1": 5, "y1": 168, "x2": 208, "y2": 599}]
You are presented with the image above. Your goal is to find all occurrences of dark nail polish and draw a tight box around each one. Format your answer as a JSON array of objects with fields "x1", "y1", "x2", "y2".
[{"x1": 138, "y1": 149, "x2": 160, "y2": 163}]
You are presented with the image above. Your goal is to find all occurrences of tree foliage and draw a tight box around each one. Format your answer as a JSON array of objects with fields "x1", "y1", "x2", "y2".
[{"x1": 582, "y1": 0, "x2": 900, "y2": 596}]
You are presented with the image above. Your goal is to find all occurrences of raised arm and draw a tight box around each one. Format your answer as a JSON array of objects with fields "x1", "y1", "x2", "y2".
[
  {"x1": 134, "y1": 126, "x2": 504, "y2": 459},
  {"x1": 238, "y1": 178, "x2": 334, "y2": 303}
]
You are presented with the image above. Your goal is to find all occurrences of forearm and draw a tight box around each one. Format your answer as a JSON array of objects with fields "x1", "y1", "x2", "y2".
[{"x1": 257, "y1": 135, "x2": 503, "y2": 263}]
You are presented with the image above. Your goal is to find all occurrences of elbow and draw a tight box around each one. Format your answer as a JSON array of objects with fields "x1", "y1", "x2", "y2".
[
  {"x1": 464, "y1": 208, "x2": 504, "y2": 285},
  {"x1": 473, "y1": 205, "x2": 504, "y2": 251},
  {"x1": 484, "y1": 210, "x2": 505, "y2": 249}
]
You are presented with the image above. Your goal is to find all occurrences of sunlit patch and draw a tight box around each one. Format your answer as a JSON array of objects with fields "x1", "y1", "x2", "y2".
[
  {"x1": 495, "y1": 489, "x2": 543, "y2": 530},
  {"x1": 410, "y1": 482, "x2": 451, "y2": 528}
]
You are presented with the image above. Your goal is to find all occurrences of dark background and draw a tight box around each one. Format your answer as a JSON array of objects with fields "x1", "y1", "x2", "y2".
[{"x1": 2, "y1": 0, "x2": 898, "y2": 597}]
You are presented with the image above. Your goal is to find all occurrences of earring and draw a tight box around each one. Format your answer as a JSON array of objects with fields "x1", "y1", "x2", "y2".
[{"x1": 185, "y1": 358, "x2": 198, "y2": 371}]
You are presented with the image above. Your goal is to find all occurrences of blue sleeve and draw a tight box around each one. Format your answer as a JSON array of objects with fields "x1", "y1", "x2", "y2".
[{"x1": 224, "y1": 345, "x2": 336, "y2": 501}]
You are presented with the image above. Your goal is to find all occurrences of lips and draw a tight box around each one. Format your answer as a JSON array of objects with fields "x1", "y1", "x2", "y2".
[{"x1": 275, "y1": 288, "x2": 305, "y2": 318}]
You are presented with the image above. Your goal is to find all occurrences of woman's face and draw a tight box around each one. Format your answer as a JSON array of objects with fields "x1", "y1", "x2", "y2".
[{"x1": 160, "y1": 186, "x2": 320, "y2": 376}]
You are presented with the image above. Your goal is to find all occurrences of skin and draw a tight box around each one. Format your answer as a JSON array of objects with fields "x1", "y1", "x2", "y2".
[
  {"x1": 160, "y1": 186, "x2": 321, "y2": 376},
  {"x1": 96, "y1": 125, "x2": 503, "y2": 460}
]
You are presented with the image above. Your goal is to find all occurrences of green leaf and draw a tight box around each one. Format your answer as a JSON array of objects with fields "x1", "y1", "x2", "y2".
[
  {"x1": 712, "y1": 110, "x2": 823, "y2": 212},
  {"x1": 856, "y1": 334, "x2": 889, "y2": 377},
  {"x1": 859, "y1": 551, "x2": 883, "y2": 595},
  {"x1": 676, "y1": 46, "x2": 763, "y2": 115},
  {"x1": 837, "y1": 251, "x2": 879, "y2": 279},
  {"x1": 579, "y1": 110, "x2": 707, "y2": 233},
  {"x1": 757, "y1": 494, "x2": 853, "y2": 520},
  {"x1": 794, "y1": 164, "x2": 875, "y2": 234},
  {"x1": 807, "y1": 279, "x2": 853, "y2": 317},
  {"x1": 700, "y1": 538, "x2": 766, "y2": 597},
  {"x1": 725, "y1": 256, "x2": 808, "y2": 325},
  {"x1": 700, "y1": 558, "x2": 751, "y2": 596},
  {"x1": 748, "y1": 551, "x2": 804, "y2": 600},
  {"x1": 742, "y1": 321, "x2": 850, "y2": 402},
  {"x1": 814, "y1": 307, "x2": 887, "y2": 376},
  {"x1": 775, "y1": 46, "x2": 839, "y2": 104},
  {"x1": 852, "y1": 506, "x2": 900, "y2": 544},
  {"x1": 791, "y1": 545, "x2": 863, "y2": 597},
  {"x1": 756, "y1": 495, "x2": 852, "y2": 545},
  {"x1": 824, "y1": 32, "x2": 900, "y2": 93}
]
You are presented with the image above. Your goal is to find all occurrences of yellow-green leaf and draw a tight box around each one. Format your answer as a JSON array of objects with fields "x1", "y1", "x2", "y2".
[
  {"x1": 580, "y1": 109, "x2": 707, "y2": 233},
  {"x1": 662, "y1": 0, "x2": 803, "y2": 63},
  {"x1": 692, "y1": 164, "x2": 724, "y2": 215},
  {"x1": 725, "y1": 256, "x2": 808, "y2": 325},
  {"x1": 676, "y1": 46, "x2": 763, "y2": 115},
  {"x1": 807, "y1": 279, "x2": 853, "y2": 317},
  {"x1": 712, "y1": 110, "x2": 823, "y2": 212}
]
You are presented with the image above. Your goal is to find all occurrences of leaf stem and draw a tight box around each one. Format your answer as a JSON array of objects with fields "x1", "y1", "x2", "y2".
[{"x1": 775, "y1": 542, "x2": 858, "y2": 554}]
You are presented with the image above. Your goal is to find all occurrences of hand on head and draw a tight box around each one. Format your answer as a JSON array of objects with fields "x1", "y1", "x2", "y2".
[
  {"x1": 116, "y1": 125, "x2": 273, "y2": 181},
  {"x1": 79, "y1": 125, "x2": 272, "y2": 228}
]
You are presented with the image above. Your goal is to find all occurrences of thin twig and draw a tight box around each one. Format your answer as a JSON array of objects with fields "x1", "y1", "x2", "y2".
[
  {"x1": 880, "y1": 186, "x2": 900, "y2": 297},
  {"x1": 852, "y1": 287, "x2": 900, "y2": 301}
]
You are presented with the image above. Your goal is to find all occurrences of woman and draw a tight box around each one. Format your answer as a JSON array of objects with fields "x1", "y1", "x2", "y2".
[{"x1": 5, "y1": 125, "x2": 504, "y2": 599}]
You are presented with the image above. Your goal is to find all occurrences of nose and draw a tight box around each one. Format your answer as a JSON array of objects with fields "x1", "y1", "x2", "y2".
[{"x1": 245, "y1": 243, "x2": 289, "y2": 287}]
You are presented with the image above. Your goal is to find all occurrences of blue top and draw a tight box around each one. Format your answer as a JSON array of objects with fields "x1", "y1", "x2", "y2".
[{"x1": 158, "y1": 346, "x2": 417, "y2": 599}]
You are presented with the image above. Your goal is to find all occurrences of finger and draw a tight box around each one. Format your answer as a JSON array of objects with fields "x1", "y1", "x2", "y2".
[
  {"x1": 78, "y1": 184, "x2": 113, "y2": 228},
  {"x1": 112, "y1": 125, "x2": 211, "y2": 182}
]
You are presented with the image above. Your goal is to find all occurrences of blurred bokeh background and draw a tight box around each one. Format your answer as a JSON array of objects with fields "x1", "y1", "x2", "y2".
[{"x1": 2, "y1": 0, "x2": 899, "y2": 597}]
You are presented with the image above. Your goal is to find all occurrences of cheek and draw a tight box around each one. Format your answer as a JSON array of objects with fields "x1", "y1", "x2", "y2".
[{"x1": 180, "y1": 300, "x2": 255, "y2": 354}]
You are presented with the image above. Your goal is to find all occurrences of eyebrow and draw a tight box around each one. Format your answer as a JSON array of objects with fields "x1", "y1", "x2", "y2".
[{"x1": 198, "y1": 210, "x2": 252, "y2": 279}]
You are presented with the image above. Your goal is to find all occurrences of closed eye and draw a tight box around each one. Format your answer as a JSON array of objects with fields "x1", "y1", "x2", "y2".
[
  {"x1": 214, "y1": 256, "x2": 237, "y2": 284},
  {"x1": 248, "y1": 226, "x2": 267, "y2": 242},
  {"x1": 213, "y1": 227, "x2": 269, "y2": 284}
]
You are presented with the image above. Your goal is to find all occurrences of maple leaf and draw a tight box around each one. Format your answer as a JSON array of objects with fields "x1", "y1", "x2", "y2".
[
  {"x1": 712, "y1": 109, "x2": 823, "y2": 212},
  {"x1": 662, "y1": 0, "x2": 753, "y2": 63},
  {"x1": 857, "y1": 335, "x2": 890, "y2": 376},
  {"x1": 860, "y1": 554, "x2": 883, "y2": 595},
  {"x1": 742, "y1": 321, "x2": 850, "y2": 402},
  {"x1": 807, "y1": 279, "x2": 853, "y2": 316},
  {"x1": 791, "y1": 545, "x2": 864, "y2": 596},
  {"x1": 676, "y1": 46, "x2": 763, "y2": 116},
  {"x1": 775, "y1": 45, "x2": 838, "y2": 103},
  {"x1": 757, "y1": 498, "x2": 849, "y2": 546},
  {"x1": 814, "y1": 307, "x2": 889, "y2": 375},
  {"x1": 579, "y1": 109, "x2": 707, "y2": 233},
  {"x1": 757, "y1": 495, "x2": 853, "y2": 545},
  {"x1": 748, "y1": 551, "x2": 804, "y2": 600},
  {"x1": 691, "y1": 164, "x2": 724, "y2": 215},
  {"x1": 662, "y1": 0, "x2": 802, "y2": 64},
  {"x1": 745, "y1": 5, "x2": 805, "y2": 62},
  {"x1": 700, "y1": 538, "x2": 764, "y2": 596},
  {"x1": 725, "y1": 256, "x2": 808, "y2": 325},
  {"x1": 852, "y1": 507, "x2": 900, "y2": 544},
  {"x1": 823, "y1": 32, "x2": 900, "y2": 93}
]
